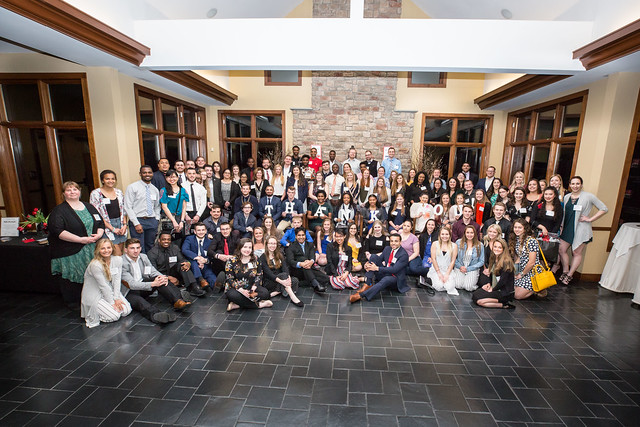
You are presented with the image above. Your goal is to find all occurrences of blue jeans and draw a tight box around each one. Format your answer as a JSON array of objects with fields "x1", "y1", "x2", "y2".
[{"x1": 129, "y1": 217, "x2": 158, "y2": 253}]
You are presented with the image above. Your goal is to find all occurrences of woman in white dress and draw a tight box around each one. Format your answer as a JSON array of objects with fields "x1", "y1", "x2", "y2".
[
  {"x1": 427, "y1": 227, "x2": 458, "y2": 295},
  {"x1": 453, "y1": 225, "x2": 485, "y2": 292},
  {"x1": 81, "y1": 238, "x2": 131, "y2": 328}
]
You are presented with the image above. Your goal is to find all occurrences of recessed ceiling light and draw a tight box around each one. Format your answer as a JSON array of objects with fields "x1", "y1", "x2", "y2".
[
  {"x1": 501, "y1": 9, "x2": 512, "y2": 19},
  {"x1": 206, "y1": 8, "x2": 218, "y2": 18}
]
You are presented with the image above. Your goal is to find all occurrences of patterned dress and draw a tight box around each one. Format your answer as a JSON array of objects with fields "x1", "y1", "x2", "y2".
[
  {"x1": 329, "y1": 255, "x2": 359, "y2": 290},
  {"x1": 514, "y1": 237, "x2": 540, "y2": 291},
  {"x1": 51, "y1": 208, "x2": 96, "y2": 284}
]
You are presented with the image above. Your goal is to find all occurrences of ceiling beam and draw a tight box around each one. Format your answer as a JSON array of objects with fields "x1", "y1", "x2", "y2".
[
  {"x1": 0, "y1": 0, "x2": 150, "y2": 65},
  {"x1": 573, "y1": 18, "x2": 640, "y2": 70},
  {"x1": 474, "y1": 74, "x2": 571, "y2": 110},
  {"x1": 151, "y1": 71, "x2": 238, "y2": 105}
]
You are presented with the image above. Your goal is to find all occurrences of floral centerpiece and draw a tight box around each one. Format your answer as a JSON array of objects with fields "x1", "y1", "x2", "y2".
[{"x1": 18, "y1": 208, "x2": 49, "y2": 236}]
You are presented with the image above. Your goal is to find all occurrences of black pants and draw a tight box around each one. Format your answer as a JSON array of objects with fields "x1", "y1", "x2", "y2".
[
  {"x1": 225, "y1": 286, "x2": 270, "y2": 309},
  {"x1": 125, "y1": 284, "x2": 182, "y2": 322},
  {"x1": 263, "y1": 274, "x2": 299, "y2": 294},
  {"x1": 166, "y1": 263, "x2": 196, "y2": 286},
  {"x1": 56, "y1": 275, "x2": 82, "y2": 305},
  {"x1": 290, "y1": 265, "x2": 329, "y2": 287}
]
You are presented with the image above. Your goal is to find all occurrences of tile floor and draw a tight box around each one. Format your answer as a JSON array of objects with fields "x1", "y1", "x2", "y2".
[{"x1": 0, "y1": 281, "x2": 639, "y2": 426}]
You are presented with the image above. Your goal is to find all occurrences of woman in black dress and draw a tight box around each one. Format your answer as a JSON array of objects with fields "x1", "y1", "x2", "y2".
[
  {"x1": 259, "y1": 236, "x2": 303, "y2": 307},
  {"x1": 472, "y1": 237, "x2": 515, "y2": 309}
]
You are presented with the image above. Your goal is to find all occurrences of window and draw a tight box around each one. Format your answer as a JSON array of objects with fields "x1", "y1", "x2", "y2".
[
  {"x1": 502, "y1": 92, "x2": 587, "y2": 184},
  {"x1": 219, "y1": 111, "x2": 285, "y2": 169},
  {"x1": 408, "y1": 72, "x2": 447, "y2": 88},
  {"x1": 264, "y1": 71, "x2": 302, "y2": 86},
  {"x1": 420, "y1": 114, "x2": 492, "y2": 179},
  {"x1": 134, "y1": 85, "x2": 207, "y2": 170},
  {"x1": 0, "y1": 74, "x2": 97, "y2": 216}
]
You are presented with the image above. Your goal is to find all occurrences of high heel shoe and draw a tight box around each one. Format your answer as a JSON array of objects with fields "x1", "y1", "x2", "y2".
[{"x1": 289, "y1": 298, "x2": 304, "y2": 307}]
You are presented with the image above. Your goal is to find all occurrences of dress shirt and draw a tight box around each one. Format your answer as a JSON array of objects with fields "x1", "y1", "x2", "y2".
[
  {"x1": 182, "y1": 180, "x2": 207, "y2": 216},
  {"x1": 124, "y1": 180, "x2": 161, "y2": 226},
  {"x1": 263, "y1": 168, "x2": 273, "y2": 182},
  {"x1": 342, "y1": 158, "x2": 361, "y2": 174},
  {"x1": 325, "y1": 173, "x2": 345, "y2": 199},
  {"x1": 381, "y1": 158, "x2": 402, "y2": 179},
  {"x1": 126, "y1": 255, "x2": 143, "y2": 282}
]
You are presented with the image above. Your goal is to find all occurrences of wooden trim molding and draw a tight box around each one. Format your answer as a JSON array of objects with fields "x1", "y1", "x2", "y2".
[
  {"x1": 264, "y1": 71, "x2": 302, "y2": 86},
  {"x1": 573, "y1": 18, "x2": 640, "y2": 70},
  {"x1": 152, "y1": 71, "x2": 238, "y2": 105},
  {"x1": 474, "y1": 75, "x2": 571, "y2": 110},
  {"x1": 0, "y1": 0, "x2": 150, "y2": 65},
  {"x1": 574, "y1": 273, "x2": 602, "y2": 283},
  {"x1": 408, "y1": 72, "x2": 447, "y2": 88}
]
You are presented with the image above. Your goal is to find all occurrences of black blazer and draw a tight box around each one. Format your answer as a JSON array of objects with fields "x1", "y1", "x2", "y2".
[
  {"x1": 217, "y1": 180, "x2": 241, "y2": 207},
  {"x1": 48, "y1": 201, "x2": 104, "y2": 259},
  {"x1": 325, "y1": 243, "x2": 353, "y2": 276},
  {"x1": 207, "y1": 233, "x2": 239, "y2": 273},
  {"x1": 285, "y1": 241, "x2": 315, "y2": 269},
  {"x1": 208, "y1": 178, "x2": 224, "y2": 206},
  {"x1": 259, "y1": 253, "x2": 290, "y2": 282}
]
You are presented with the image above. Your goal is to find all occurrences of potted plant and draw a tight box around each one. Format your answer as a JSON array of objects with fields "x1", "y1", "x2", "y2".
[{"x1": 18, "y1": 208, "x2": 49, "y2": 238}]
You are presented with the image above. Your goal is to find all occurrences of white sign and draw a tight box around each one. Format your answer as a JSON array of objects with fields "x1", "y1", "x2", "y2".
[
  {"x1": 311, "y1": 144, "x2": 322, "y2": 160},
  {"x1": 1, "y1": 217, "x2": 20, "y2": 237}
]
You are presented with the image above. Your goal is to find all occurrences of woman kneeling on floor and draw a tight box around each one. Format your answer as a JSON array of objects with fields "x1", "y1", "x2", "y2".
[
  {"x1": 225, "y1": 238, "x2": 273, "y2": 311},
  {"x1": 472, "y1": 237, "x2": 515, "y2": 309}
]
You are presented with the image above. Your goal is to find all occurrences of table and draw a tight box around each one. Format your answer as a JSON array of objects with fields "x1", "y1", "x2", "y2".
[
  {"x1": 600, "y1": 222, "x2": 640, "y2": 304},
  {"x1": 0, "y1": 236, "x2": 58, "y2": 294}
]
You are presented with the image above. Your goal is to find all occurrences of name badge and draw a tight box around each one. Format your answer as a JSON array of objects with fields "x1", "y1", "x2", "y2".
[
  {"x1": 501, "y1": 233, "x2": 505, "y2": 238},
  {"x1": 169, "y1": 194, "x2": 177, "y2": 199},
  {"x1": 169, "y1": 256, "x2": 177, "y2": 263},
  {"x1": 479, "y1": 206, "x2": 484, "y2": 212},
  {"x1": 150, "y1": 194, "x2": 157, "y2": 201},
  {"x1": 93, "y1": 214, "x2": 101, "y2": 221},
  {"x1": 247, "y1": 262, "x2": 255, "y2": 269},
  {"x1": 519, "y1": 208, "x2": 527, "y2": 213},
  {"x1": 341, "y1": 254, "x2": 349, "y2": 261},
  {"x1": 546, "y1": 211, "x2": 554, "y2": 217},
  {"x1": 251, "y1": 185, "x2": 255, "y2": 189},
  {"x1": 216, "y1": 227, "x2": 220, "y2": 232},
  {"x1": 144, "y1": 266, "x2": 152, "y2": 275},
  {"x1": 375, "y1": 240, "x2": 383, "y2": 246},
  {"x1": 355, "y1": 243, "x2": 362, "y2": 248},
  {"x1": 573, "y1": 205, "x2": 582, "y2": 211},
  {"x1": 110, "y1": 268, "x2": 118, "y2": 275},
  {"x1": 102, "y1": 198, "x2": 111, "y2": 205},
  {"x1": 420, "y1": 186, "x2": 426, "y2": 190},
  {"x1": 391, "y1": 257, "x2": 397, "y2": 263}
]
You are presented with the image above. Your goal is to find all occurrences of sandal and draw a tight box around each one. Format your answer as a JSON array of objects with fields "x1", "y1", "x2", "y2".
[
  {"x1": 560, "y1": 274, "x2": 572, "y2": 286},
  {"x1": 559, "y1": 273, "x2": 568, "y2": 285}
]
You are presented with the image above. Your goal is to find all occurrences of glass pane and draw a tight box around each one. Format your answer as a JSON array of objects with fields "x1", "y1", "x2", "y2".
[
  {"x1": 454, "y1": 147, "x2": 482, "y2": 177},
  {"x1": 164, "y1": 137, "x2": 181, "y2": 167},
  {"x1": 411, "y1": 72, "x2": 441, "y2": 85},
  {"x1": 226, "y1": 141, "x2": 251, "y2": 169},
  {"x1": 48, "y1": 84, "x2": 85, "y2": 121},
  {"x1": 9, "y1": 128, "x2": 56, "y2": 215},
  {"x1": 269, "y1": 70, "x2": 299, "y2": 83},
  {"x1": 619, "y1": 139, "x2": 640, "y2": 226},
  {"x1": 457, "y1": 119, "x2": 485, "y2": 143},
  {"x1": 186, "y1": 139, "x2": 200, "y2": 160},
  {"x1": 554, "y1": 144, "x2": 575, "y2": 185},
  {"x1": 562, "y1": 101, "x2": 582, "y2": 137},
  {"x1": 139, "y1": 96, "x2": 156, "y2": 129},
  {"x1": 142, "y1": 133, "x2": 160, "y2": 169},
  {"x1": 535, "y1": 108, "x2": 555, "y2": 140},
  {"x1": 55, "y1": 129, "x2": 94, "y2": 201},
  {"x1": 226, "y1": 115, "x2": 251, "y2": 138},
  {"x1": 422, "y1": 145, "x2": 450, "y2": 179},
  {"x1": 530, "y1": 144, "x2": 550, "y2": 180},
  {"x1": 256, "y1": 115, "x2": 282, "y2": 138},
  {"x1": 510, "y1": 145, "x2": 526, "y2": 181},
  {"x1": 424, "y1": 118, "x2": 452, "y2": 142},
  {"x1": 161, "y1": 102, "x2": 178, "y2": 132},
  {"x1": 184, "y1": 108, "x2": 197, "y2": 135},
  {"x1": 257, "y1": 141, "x2": 282, "y2": 165},
  {"x1": 514, "y1": 114, "x2": 531, "y2": 142},
  {"x1": 2, "y1": 84, "x2": 42, "y2": 121}
]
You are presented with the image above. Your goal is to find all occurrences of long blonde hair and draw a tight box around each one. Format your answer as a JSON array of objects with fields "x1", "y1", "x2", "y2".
[
  {"x1": 265, "y1": 236, "x2": 284, "y2": 269},
  {"x1": 92, "y1": 238, "x2": 115, "y2": 281},
  {"x1": 273, "y1": 164, "x2": 285, "y2": 186},
  {"x1": 483, "y1": 224, "x2": 502, "y2": 245},
  {"x1": 489, "y1": 238, "x2": 514, "y2": 273}
]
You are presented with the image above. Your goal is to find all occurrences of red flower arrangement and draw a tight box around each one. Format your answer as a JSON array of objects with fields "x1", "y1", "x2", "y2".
[{"x1": 18, "y1": 208, "x2": 49, "y2": 233}]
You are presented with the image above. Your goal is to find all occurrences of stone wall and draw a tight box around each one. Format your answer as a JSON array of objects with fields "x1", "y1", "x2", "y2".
[
  {"x1": 292, "y1": 71, "x2": 415, "y2": 167},
  {"x1": 312, "y1": 0, "x2": 350, "y2": 18},
  {"x1": 364, "y1": 0, "x2": 402, "y2": 18}
]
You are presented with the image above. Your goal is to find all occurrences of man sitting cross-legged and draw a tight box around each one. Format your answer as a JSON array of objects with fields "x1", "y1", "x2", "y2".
[
  {"x1": 286, "y1": 227, "x2": 329, "y2": 294},
  {"x1": 121, "y1": 238, "x2": 191, "y2": 324}
]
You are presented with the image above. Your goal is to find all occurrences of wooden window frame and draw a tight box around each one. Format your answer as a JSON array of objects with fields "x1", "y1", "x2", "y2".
[
  {"x1": 134, "y1": 84, "x2": 207, "y2": 167},
  {"x1": 218, "y1": 110, "x2": 286, "y2": 169},
  {"x1": 0, "y1": 72, "x2": 98, "y2": 217},
  {"x1": 606, "y1": 89, "x2": 640, "y2": 251},
  {"x1": 264, "y1": 71, "x2": 302, "y2": 87},
  {"x1": 408, "y1": 72, "x2": 447, "y2": 88},
  {"x1": 500, "y1": 91, "x2": 588, "y2": 184},
  {"x1": 420, "y1": 113, "x2": 493, "y2": 177}
]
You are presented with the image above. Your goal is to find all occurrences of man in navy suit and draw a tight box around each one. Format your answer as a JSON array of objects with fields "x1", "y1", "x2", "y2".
[
  {"x1": 475, "y1": 165, "x2": 496, "y2": 192},
  {"x1": 350, "y1": 234, "x2": 409, "y2": 303},
  {"x1": 460, "y1": 162, "x2": 479, "y2": 186},
  {"x1": 181, "y1": 222, "x2": 216, "y2": 289},
  {"x1": 258, "y1": 185, "x2": 282, "y2": 224},
  {"x1": 233, "y1": 202, "x2": 258, "y2": 238},
  {"x1": 233, "y1": 183, "x2": 259, "y2": 216}
]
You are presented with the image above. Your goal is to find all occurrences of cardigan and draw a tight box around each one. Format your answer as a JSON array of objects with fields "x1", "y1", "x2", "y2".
[
  {"x1": 325, "y1": 243, "x2": 354, "y2": 276},
  {"x1": 563, "y1": 191, "x2": 608, "y2": 250},
  {"x1": 48, "y1": 201, "x2": 105, "y2": 259},
  {"x1": 454, "y1": 239, "x2": 485, "y2": 272}
]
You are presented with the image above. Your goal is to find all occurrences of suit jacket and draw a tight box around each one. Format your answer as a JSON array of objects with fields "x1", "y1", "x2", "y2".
[
  {"x1": 286, "y1": 176, "x2": 309, "y2": 203},
  {"x1": 285, "y1": 241, "x2": 315, "y2": 269},
  {"x1": 462, "y1": 171, "x2": 479, "y2": 186},
  {"x1": 182, "y1": 235, "x2": 212, "y2": 261},
  {"x1": 475, "y1": 177, "x2": 495, "y2": 191},
  {"x1": 147, "y1": 242, "x2": 186, "y2": 275},
  {"x1": 208, "y1": 233, "x2": 240, "y2": 273},
  {"x1": 233, "y1": 195, "x2": 259, "y2": 216},
  {"x1": 369, "y1": 246, "x2": 410, "y2": 293},
  {"x1": 325, "y1": 244, "x2": 353, "y2": 276},
  {"x1": 259, "y1": 196, "x2": 282, "y2": 221},
  {"x1": 120, "y1": 254, "x2": 162, "y2": 296},
  {"x1": 233, "y1": 212, "x2": 258, "y2": 234}
]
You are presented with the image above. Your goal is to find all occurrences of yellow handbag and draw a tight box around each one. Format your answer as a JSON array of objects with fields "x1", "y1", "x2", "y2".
[{"x1": 531, "y1": 240, "x2": 557, "y2": 292}]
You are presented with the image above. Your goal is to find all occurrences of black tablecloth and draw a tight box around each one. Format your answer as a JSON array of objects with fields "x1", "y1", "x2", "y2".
[{"x1": 0, "y1": 237, "x2": 58, "y2": 294}]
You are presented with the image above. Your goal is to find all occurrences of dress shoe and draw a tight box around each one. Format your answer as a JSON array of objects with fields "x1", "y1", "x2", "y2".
[
  {"x1": 289, "y1": 298, "x2": 304, "y2": 307},
  {"x1": 357, "y1": 283, "x2": 371, "y2": 294},
  {"x1": 173, "y1": 299, "x2": 192, "y2": 310},
  {"x1": 313, "y1": 285, "x2": 326, "y2": 294},
  {"x1": 151, "y1": 311, "x2": 177, "y2": 324},
  {"x1": 188, "y1": 284, "x2": 206, "y2": 297},
  {"x1": 349, "y1": 293, "x2": 361, "y2": 304},
  {"x1": 199, "y1": 278, "x2": 209, "y2": 288}
]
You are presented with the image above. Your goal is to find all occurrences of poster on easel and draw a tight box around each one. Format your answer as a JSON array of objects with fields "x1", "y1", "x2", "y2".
[{"x1": 1, "y1": 217, "x2": 20, "y2": 237}]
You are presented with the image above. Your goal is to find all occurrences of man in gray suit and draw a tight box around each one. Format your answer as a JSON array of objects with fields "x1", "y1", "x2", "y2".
[{"x1": 121, "y1": 238, "x2": 192, "y2": 324}]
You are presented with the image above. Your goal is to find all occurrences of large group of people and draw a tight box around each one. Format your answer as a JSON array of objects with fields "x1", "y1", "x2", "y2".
[{"x1": 47, "y1": 147, "x2": 608, "y2": 327}]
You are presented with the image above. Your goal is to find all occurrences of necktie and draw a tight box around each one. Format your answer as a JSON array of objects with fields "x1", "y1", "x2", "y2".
[
  {"x1": 266, "y1": 170, "x2": 270, "y2": 181},
  {"x1": 223, "y1": 238, "x2": 229, "y2": 255},
  {"x1": 268, "y1": 197, "x2": 271, "y2": 205},
  {"x1": 331, "y1": 176, "x2": 337, "y2": 196},
  {"x1": 388, "y1": 249, "x2": 395, "y2": 266},
  {"x1": 190, "y1": 183, "x2": 196, "y2": 213},
  {"x1": 145, "y1": 184, "x2": 153, "y2": 216},
  {"x1": 198, "y1": 239, "x2": 203, "y2": 256}
]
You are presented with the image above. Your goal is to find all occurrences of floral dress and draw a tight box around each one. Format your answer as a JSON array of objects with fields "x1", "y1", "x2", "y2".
[
  {"x1": 51, "y1": 208, "x2": 96, "y2": 284},
  {"x1": 514, "y1": 237, "x2": 540, "y2": 291},
  {"x1": 224, "y1": 257, "x2": 263, "y2": 294}
]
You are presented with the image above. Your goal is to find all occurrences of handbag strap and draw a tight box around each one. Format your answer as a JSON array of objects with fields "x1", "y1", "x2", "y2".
[{"x1": 535, "y1": 238, "x2": 550, "y2": 270}]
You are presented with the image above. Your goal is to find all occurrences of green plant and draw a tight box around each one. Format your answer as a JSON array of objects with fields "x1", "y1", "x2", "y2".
[{"x1": 18, "y1": 208, "x2": 49, "y2": 233}]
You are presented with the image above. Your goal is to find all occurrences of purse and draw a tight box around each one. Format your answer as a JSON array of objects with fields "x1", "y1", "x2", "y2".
[
  {"x1": 537, "y1": 233, "x2": 559, "y2": 262},
  {"x1": 531, "y1": 240, "x2": 557, "y2": 292}
]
